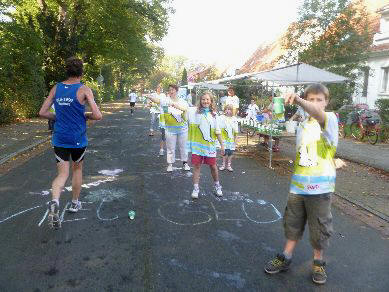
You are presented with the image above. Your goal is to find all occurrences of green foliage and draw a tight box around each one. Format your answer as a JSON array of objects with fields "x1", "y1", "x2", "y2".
[
  {"x1": 181, "y1": 68, "x2": 188, "y2": 86},
  {"x1": 0, "y1": 0, "x2": 172, "y2": 124},
  {"x1": 230, "y1": 80, "x2": 273, "y2": 106},
  {"x1": 281, "y1": 0, "x2": 374, "y2": 109},
  {"x1": 375, "y1": 98, "x2": 389, "y2": 125}
]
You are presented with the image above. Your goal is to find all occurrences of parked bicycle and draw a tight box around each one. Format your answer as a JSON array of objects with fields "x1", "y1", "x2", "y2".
[{"x1": 346, "y1": 109, "x2": 381, "y2": 145}]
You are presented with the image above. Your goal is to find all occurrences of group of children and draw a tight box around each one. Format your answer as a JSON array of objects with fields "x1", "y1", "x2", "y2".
[
  {"x1": 146, "y1": 83, "x2": 339, "y2": 285},
  {"x1": 147, "y1": 85, "x2": 239, "y2": 199}
]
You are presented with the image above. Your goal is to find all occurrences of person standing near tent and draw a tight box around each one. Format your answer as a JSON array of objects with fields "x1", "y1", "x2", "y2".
[
  {"x1": 224, "y1": 86, "x2": 239, "y2": 116},
  {"x1": 264, "y1": 84, "x2": 338, "y2": 285},
  {"x1": 39, "y1": 57, "x2": 102, "y2": 229},
  {"x1": 129, "y1": 89, "x2": 137, "y2": 115},
  {"x1": 147, "y1": 84, "x2": 190, "y2": 172},
  {"x1": 246, "y1": 98, "x2": 260, "y2": 120}
]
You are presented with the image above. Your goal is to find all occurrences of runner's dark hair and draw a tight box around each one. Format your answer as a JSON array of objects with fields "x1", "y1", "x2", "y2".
[{"x1": 65, "y1": 57, "x2": 83, "y2": 78}]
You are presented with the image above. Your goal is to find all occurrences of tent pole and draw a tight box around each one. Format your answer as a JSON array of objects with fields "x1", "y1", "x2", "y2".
[{"x1": 269, "y1": 82, "x2": 274, "y2": 169}]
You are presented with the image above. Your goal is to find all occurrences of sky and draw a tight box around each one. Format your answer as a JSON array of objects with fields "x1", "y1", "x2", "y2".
[{"x1": 160, "y1": 0, "x2": 304, "y2": 70}]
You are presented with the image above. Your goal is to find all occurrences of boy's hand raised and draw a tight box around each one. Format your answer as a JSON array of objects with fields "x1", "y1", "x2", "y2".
[{"x1": 284, "y1": 93, "x2": 298, "y2": 105}]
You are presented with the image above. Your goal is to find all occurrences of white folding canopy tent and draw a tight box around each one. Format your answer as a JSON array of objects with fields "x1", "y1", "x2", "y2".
[
  {"x1": 207, "y1": 63, "x2": 349, "y2": 168},
  {"x1": 210, "y1": 63, "x2": 349, "y2": 85}
]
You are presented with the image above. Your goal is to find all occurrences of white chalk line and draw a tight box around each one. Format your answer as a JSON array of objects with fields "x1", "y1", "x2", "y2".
[
  {"x1": 241, "y1": 202, "x2": 282, "y2": 224},
  {"x1": 38, "y1": 209, "x2": 49, "y2": 227},
  {"x1": 96, "y1": 199, "x2": 119, "y2": 221},
  {"x1": 158, "y1": 201, "x2": 212, "y2": 226},
  {"x1": 0, "y1": 205, "x2": 42, "y2": 224}
]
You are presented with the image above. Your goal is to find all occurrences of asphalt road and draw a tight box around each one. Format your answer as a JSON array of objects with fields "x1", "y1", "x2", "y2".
[{"x1": 0, "y1": 106, "x2": 388, "y2": 291}]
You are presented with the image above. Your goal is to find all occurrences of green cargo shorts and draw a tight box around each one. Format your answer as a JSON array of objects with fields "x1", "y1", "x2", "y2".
[{"x1": 283, "y1": 193, "x2": 333, "y2": 250}]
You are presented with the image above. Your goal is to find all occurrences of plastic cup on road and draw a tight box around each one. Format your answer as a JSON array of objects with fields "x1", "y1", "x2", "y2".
[{"x1": 128, "y1": 210, "x2": 136, "y2": 220}]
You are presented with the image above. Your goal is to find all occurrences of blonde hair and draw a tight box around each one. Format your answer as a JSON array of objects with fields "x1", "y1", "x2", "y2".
[
  {"x1": 223, "y1": 104, "x2": 234, "y2": 116},
  {"x1": 196, "y1": 91, "x2": 217, "y2": 116}
]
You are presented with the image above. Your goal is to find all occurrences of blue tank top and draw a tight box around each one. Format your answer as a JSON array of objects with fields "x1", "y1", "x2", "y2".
[{"x1": 52, "y1": 82, "x2": 88, "y2": 148}]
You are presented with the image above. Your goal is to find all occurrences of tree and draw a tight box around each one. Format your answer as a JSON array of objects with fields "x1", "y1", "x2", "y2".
[
  {"x1": 281, "y1": 0, "x2": 374, "y2": 109},
  {"x1": 181, "y1": 68, "x2": 188, "y2": 85},
  {"x1": 0, "y1": 0, "x2": 173, "y2": 122}
]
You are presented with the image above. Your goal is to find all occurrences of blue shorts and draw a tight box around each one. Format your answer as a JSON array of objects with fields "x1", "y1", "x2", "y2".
[{"x1": 223, "y1": 149, "x2": 234, "y2": 156}]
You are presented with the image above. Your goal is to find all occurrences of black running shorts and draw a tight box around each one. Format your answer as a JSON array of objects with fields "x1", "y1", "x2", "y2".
[
  {"x1": 54, "y1": 147, "x2": 87, "y2": 163},
  {"x1": 130, "y1": 102, "x2": 136, "y2": 107}
]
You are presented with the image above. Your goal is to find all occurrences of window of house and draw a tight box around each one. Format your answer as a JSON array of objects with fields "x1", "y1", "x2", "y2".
[{"x1": 381, "y1": 67, "x2": 389, "y2": 93}]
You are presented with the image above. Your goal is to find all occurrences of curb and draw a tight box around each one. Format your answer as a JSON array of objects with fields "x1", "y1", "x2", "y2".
[
  {"x1": 0, "y1": 136, "x2": 51, "y2": 166},
  {"x1": 334, "y1": 192, "x2": 389, "y2": 223}
]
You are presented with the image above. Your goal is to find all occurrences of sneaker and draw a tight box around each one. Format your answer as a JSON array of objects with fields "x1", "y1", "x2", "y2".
[
  {"x1": 47, "y1": 200, "x2": 61, "y2": 229},
  {"x1": 227, "y1": 165, "x2": 233, "y2": 172},
  {"x1": 312, "y1": 260, "x2": 327, "y2": 284},
  {"x1": 264, "y1": 254, "x2": 291, "y2": 274},
  {"x1": 214, "y1": 184, "x2": 223, "y2": 197},
  {"x1": 219, "y1": 165, "x2": 225, "y2": 171},
  {"x1": 159, "y1": 149, "x2": 164, "y2": 156},
  {"x1": 183, "y1": 163, "x2": 190, "y2": 171},
  {"x1": 68, "y1": 201, "x2": 82, "y2": 213},
  {"x1": 191, "y1": 188, "x2": 199, "y2": 199},
  {"x1": 167, "y1": 164, "x2": 173, "y2": 172}
]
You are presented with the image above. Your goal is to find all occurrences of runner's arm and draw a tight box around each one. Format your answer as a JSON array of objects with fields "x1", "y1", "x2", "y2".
[
  {"x1": 39, "y1": 86, "x2": 56, "y2": 120},
  {"x1": 84, "y1": 87, "x2": 103, "y2": 120}
]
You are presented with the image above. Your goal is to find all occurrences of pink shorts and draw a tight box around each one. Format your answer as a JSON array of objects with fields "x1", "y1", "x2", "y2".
[{"x1": 191, "y1": 154, "x2": 216, "y2": 166}]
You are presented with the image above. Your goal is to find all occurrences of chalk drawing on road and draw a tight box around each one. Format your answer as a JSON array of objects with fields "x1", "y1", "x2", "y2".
[
  {"x1": 158, "y1": 200, "x2": 212, "y2": 226},
  {"x1": 0, "y1": 205, "x2": 42, "y2": 224},
  {"x1": 158, "y1": 191, "x2": 282, "y2": 226},
  {"x1": 98, "y1": 169, "x2": 124, "y2": 176},
  {"x1": 97, "y1": 199, "x2": 119, "y2": 221}
]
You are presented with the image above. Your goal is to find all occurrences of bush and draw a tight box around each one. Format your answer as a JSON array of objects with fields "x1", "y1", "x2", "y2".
[
  {"x1": 375, "y1": 99, "x2": 389, "y2": 142},
  {"x1": 375, "y1": 98, "x2": 389, "y2": 125}
]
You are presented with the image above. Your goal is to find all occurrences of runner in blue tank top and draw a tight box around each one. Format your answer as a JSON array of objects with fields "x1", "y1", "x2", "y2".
[{"x1": 39, "y1": 57, "x2": 102, "y2": 229}]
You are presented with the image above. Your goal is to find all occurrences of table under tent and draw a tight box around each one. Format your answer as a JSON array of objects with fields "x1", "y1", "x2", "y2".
[{"x1": 207, "y1": 63, "x2": 349, "y2": 168}]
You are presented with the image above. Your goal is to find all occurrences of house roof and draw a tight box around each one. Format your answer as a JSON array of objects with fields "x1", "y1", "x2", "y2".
[{"x1": 371, "y1": 43, "x2": 389, "y2": 52}]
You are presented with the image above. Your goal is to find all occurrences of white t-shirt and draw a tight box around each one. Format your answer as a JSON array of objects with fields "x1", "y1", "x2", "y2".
[
  {"x1": 247, "y1": 104, "x2": 259, "y2": 119},
  {"x1": 225, "y1": 95, "x2": 239, "y2": 109},
  {"x1": 129, "y1": 92, "x2": 137, "y2": 103}
]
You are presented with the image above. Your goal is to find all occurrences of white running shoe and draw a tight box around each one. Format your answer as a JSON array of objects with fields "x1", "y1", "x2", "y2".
[
  {"x1": 68, "y1": 201, "x2": 82, "y2": 213},
  {"x1": 183, "y1": 163, "x2": 190, "y2": 171},
  {"x1": 159, "y1": 149, "x2": 164, "y2": 156},
  {"x1": 47, "y1": 200, "x2": 61, "y2": 229},
  {"x1": 214, "y1": 184, "x2": 223, "y2": 197},
  {"x1": 227, "y1": 165, "x2": 234, "y2": 172},
  {"x1": 191, "y1": 188, "x2": 199, "y2": 199},
  {"x1": 219, "y1": 165, "x2": 225, "y2": 171},
  {"x1": 167, "y1": 164, "x2": 173, "y2": 172}
]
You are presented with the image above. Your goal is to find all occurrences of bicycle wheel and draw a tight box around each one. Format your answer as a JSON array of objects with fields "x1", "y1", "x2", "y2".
[
  {"x1": 366, "y1": 129, "x2": 379, "y2": 145},
  {"x1": 350, "y1": 123, "x2": 363, "y2": 140}
]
